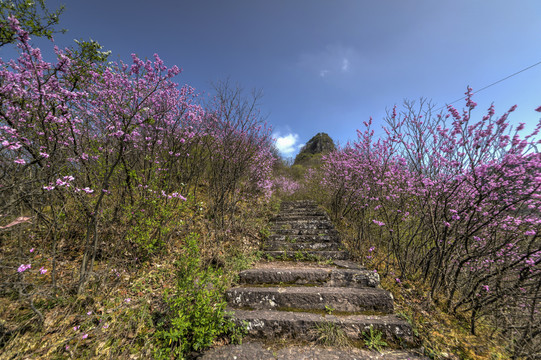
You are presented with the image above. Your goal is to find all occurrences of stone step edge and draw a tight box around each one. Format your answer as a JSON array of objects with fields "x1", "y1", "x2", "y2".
[
  {"x1": 266, "y1": 234, "x2": 340, "y2": 241},
  {"x1": 263, "y1": 250, "x2": 349, "y2": 261},
  {"x1": 229, "y1": 309, "x2": 415, "y2": 346},
  {"x1": 263, "y1": 242, "x2": 343, "y2": 251},
  {"x1": 271, "y1": 229, "x2": 339, "y2": 235},
  {"x1": 226, "y1": 286, "x2": 394, "y2": 313},
  {"x1": 271, "y1": 219, "x2": 333, "y2": 223},
  {"x1": 237, "y1": 267, "x2": 378, "y2": 288}
]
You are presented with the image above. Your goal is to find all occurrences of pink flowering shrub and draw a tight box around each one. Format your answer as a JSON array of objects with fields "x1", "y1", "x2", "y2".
[
  {"x1": 321, "y1": 93, "x2": 540, "y2": 355},
  {"x1": 0, "y1": 17, "x2": 274, "y2": 298},
  {"x1": 273, "y1": 175, "x2": 301, "y2": 197}
]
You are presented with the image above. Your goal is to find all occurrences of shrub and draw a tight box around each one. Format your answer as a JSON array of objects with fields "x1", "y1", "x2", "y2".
[
  {"x1": 320, "y1": 92, "x2": 541, "y2": 357},
  {"x1": 154, "y1": 233, "x2": 241, "y2": 359}
]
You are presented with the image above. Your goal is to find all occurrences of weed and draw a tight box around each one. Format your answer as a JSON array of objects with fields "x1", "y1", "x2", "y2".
[
  {"x1": 259, "y1": 227, "x2": 271, "y2": 239},
  {"x1": 314, "y1": 322, "x2": 350, "y2": 347},
  {"x1": 362, "y1": 325, "x2": 387, "y2": 352},
  {"x1": 397, "y1": 311, "x2": 419, "y2": 337}
]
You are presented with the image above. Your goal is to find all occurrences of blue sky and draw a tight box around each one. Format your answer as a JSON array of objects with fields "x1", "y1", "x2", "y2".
[{"x1": 3, "y1": 1, "x2": 541, "y2": 158}]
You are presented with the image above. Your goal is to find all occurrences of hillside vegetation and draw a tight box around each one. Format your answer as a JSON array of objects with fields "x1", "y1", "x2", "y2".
[
  {"x1": 1, "y1": 4, "x2": 540, "y2": 360},
  {"x1": 284, "y1": 99, "x2": 541, "y2": 359}
]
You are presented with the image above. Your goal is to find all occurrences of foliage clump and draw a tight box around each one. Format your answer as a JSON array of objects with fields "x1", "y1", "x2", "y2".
[{"x1": 154, "y1": 233, "x2": 242, "y2": 359}]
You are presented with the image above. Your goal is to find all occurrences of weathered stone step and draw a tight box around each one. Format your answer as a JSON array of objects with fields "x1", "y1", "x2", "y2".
[
  {"x1": 280, "y1": 201, "x2": 318, "y2": 208},
  {"x1": 272, "y1": 213, "x2": 329, "y2": 221},
  {"x1": 231, "y1": 309, "x2": 414, "y2": 345},
  {"x1": 271, "y1": 220, "x2": 333, "y2": 230},
  {"x1": 277, "y1": 207, "x2": 327, "y2": 216},
  {"x1": 267, "y1": 234, "x2": 340, "y2": 243},
  {"x1": 263, "y1": 241, "x2": 342, "y2": 252},
  {"x1": 272, "y1": 217, "x2": 332, "y2": 223},
  {"x1": 200, "y1": 341, "x2": 427, "y2": 359},
  {"x1": 272, "y1": 228, "x2": 339, "y2": 236},
  {"x1": 279, "y1": 208, "x2": 322, "y2": 213},
  {"x1": 238, "y1": 267, "x2": 379, "y2": 288},
  {"x1": 263, "y1": 250, "x2": 349, "y2": 261},
  {"x1": 280, "y1": 205, "x2": 320, "y2": 210},
  {"x1": 227, "y1": 286, "x2": 394, "y2": 313}
]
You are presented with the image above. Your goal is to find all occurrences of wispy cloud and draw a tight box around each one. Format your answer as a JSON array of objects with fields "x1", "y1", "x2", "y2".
[
  {"x1": 298, "y1": 44, "x2": 359, "y2": 78},
  {"x1": 274, "y1": 132, "x2": 300, "y2": 155},
  {"x1": 341, "y1": 58, "x2": 350, "y2": 72}
]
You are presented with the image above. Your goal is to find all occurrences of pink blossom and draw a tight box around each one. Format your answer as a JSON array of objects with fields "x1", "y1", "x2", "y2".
[{"x1": 17, "y1": 264, "x2": 31, "y2": 273}]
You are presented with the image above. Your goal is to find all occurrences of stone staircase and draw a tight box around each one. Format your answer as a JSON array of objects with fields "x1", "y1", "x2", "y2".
[
  {"x1": 261, "y1": 200, "x2": 348, "y2": 261},
  {"x1": 225, "y1": 200, "x2": 414, "y2": 347}
]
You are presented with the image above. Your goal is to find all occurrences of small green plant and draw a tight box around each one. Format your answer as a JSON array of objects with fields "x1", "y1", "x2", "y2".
[
  {"x1": 362, "y1": 325, "x2": 388, "y2": 352},
  {"x1": 259, "y1": 226, "x2": 271, "y2": 239},
  {"x1": 314, "y1": 322, "x2": 350, "y2": 347},
  {"x1": 316, "y1": 257, "x2": 334, "y2": 265},
  {"x1": 294, "y1": 250, "x2": 305, "y2": 260},
  {"x1": 324, "y1": 305, "x2": 335, "y2": 315},
  {"x1": 285, "y1": 235, "x2": 297, "y2": 243},
  {"x1": 397, "y1": 311, "x2": 419, "y2": 337},
  {"x1": 154, "y1": 233, "x2": 241, "y2": 359}
]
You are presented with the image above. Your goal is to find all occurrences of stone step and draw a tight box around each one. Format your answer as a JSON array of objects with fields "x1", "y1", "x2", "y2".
[
  {"x1": 280, "y1": 205, "x2": 320, "y2": 210},
  {"x1": 280, "y1": 201, "x2": 318, "y2": 206},
  {"x1": 238, "y1": 267, "x2": 379, "y2": 288},
  {"x1": 272, "y1": 228, "x2": 339, "y2": 236},
  {"x1": 272, "y1": 217, "x2": 332, "y2": 223},
  {"x1": 263, "y1": 241, "x2": 342, "y2": 251},
  {"x1": 276, "y1": 209, "x2": 327, "y2": 215},
  {"x1": 263, "y1": 250, "x2": 349, "y2": 261},
  {"x1": 231, "y1": 309, "x2": 414, "y2": 345},
  {"x1": 267, "y1": 234, "x2": 340, "y2": 243},
  {"x1": 227, "y1": 286, "x2": 394, "y2": 313},
  {"x1": 280, "y1": 206, "x2": 320, "y2": 215},
  {"x1": 269, "y1": 214, "x2": 330, "y2": 225},
  {"x1": 270, "y1": 220, "x2": 334, "y2": 230},
  {"x1": 200, "y1": 341, "x2": 428, "y2": 360},
  {"x1": 272, "y1": 209, "x2": 329, "y2": 220}
]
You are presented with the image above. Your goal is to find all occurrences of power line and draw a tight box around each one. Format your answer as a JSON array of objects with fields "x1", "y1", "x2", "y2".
[{"x1": 436, "y1": 59, "x2": 541, "y2": 112}]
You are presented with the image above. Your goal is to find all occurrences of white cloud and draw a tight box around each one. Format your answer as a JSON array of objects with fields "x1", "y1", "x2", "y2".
[
  {"x1": 298, "y1": 44, "x2": 360, "y2": 78},
  {"x1": 274, "y1": 132, "x2": 300, "y2": 155},
  {"x1": 341, "y1": 58, "x2": 350, "y2": 72}
]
